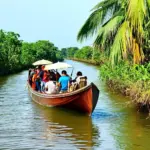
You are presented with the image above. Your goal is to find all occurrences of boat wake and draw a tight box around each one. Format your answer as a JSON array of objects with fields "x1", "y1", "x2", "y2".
[{"x1": 92, "y1": 108, "x2": 124, "y2": 120}]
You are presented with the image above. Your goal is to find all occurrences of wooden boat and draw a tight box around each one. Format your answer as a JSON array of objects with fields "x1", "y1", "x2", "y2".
[{"x1": 27, "y1": 82, "x2": 99, "y2": 115}]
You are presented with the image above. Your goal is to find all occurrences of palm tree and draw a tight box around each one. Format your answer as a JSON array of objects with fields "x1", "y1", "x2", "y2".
[{"x1": 77, "y1": 0, "x2": 150, "y2": 65}]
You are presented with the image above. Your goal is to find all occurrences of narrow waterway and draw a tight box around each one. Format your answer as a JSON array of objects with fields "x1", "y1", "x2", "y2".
[{"x1": 0, "y1": 60, "x2": 150, "y2": 150}]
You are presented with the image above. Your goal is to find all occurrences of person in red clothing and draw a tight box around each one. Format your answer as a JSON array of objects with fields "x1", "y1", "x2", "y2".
[{"x1": 32, "y1": 70, "x2": 38, "y2": 90}]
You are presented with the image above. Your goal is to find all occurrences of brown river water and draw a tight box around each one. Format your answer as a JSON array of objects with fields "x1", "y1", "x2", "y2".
[{"x1": 0, "y1": 60, "x2": 150, "y2": 150}]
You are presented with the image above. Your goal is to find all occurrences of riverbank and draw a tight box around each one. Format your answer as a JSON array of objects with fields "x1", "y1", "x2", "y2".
[
  {"x1": 100, "y1": 62, "x2": 150, "y2": 113},
  {"x1": 71, "y1": 58, "x2": 100, "y2": 65}
]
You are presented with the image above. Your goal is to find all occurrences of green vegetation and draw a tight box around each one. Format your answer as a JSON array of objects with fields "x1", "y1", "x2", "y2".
[
  {"x1": 62, "y1": 46, "x2": 108, "y2": 65},
  {"x1": 0, "y1": 30, "x2": 22, "y2": 75},
  {"x1": 0, "y1": 30, "x2": 64, "y2": 75},
  {"x1": 61, "y1": 47, "x2": 79, "y2": 58},
  {"x1": 21, "y1": 41, "x2": 63, "y2": 68},
  {"x1": 74, "y1": 46, "x2": 92, "y2": 60},
  {"x1": 100, "y1": 62, "x2": 150, "y2": 111},
  {"x1": 77, "y1": 0, "x2": 150, "y2": 65},
  {"x1": 76, "y1": 0, "x2": 150, "y2": 112}
]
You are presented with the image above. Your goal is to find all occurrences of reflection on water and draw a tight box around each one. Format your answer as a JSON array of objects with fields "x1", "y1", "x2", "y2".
[
  {"x1": 33, "y1": 104, "x2": 100, "y2": 149},
  {"x1": 0, "y1": 60, "x2": 150, "y2": 149}
]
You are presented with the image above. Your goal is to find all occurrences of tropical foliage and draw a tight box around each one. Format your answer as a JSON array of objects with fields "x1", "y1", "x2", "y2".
[
  {"x1": 61, "y1": 47, "x2": 79, "y2": 58},
  {"x1": 62, "y1": 46, "x2": 106, "y2": 65},
  {"x1": 77, "y1": 0, "x2": 150, "y2": 65},
  {"x1": 0, "y1": 30, "x2": 64, "y2": 75},
  {"x1": 100, "y1": 61, "x2": 150, "y2": 111},
  {"x1": 21, "y1": 40, "x2": 63, "y2": 67},
  {"x1": 74, "y1": 46, "x2": 92, "y2": 60},
  {"x1": 0, "y1": 30, "x2": 22, "y2": 74}
]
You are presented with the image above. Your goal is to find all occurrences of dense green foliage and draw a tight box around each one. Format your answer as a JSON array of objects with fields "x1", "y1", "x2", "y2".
[
  {"x1": 100, "y1": 61, "x2": 150, "y2": 110},
  {"x1": 74, "y1": 46, "x2": 92, "y2": 60},
  {"x1": 67, "y1": 47, "x2": 79, "y2": 58},
  {"x1": 21, "y1": 41, "x2": 63, "y2": 68},
  {"x1": 61, "y1": 47, "x2": 79, "y2": 58},
  {"x1": 77, "y1": 0, "x2": 150, "y2": 65},
  {"x1": 61, "y1": 48, "x2": 68, "y2": 58},
  {"x1": 0, "y1": 30, "x2": 64, "y2": 75},
  {"x1": 62, "y1": 45, "x2": 107, "y2": 65},
  {"x1": 61, "y1": 45, "x2": 110, "y2": 67},
  {"x1": 0, "y1": 30, "x2": 22, "y2": 74}
]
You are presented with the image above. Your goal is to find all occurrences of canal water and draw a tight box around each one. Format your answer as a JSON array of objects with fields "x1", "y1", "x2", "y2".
[{"x1": 0, "y1": 60, "x2": 150, "y2": 150}]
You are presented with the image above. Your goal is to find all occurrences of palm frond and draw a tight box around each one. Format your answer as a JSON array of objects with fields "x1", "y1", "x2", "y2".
[
  {"x1": 146, "y1": 0, "x2": 150, "y2": 15},
  {"x1": 145, "y1": 20, "x2": 150, "y2": 28},
  {"x1": 110, "y1": 21, "x2": 132, "y2": 65},
  {"x1": 127, "y1": 0, "x2": 146, "y2": 40},
  {"x1": 91, "y1": 0, "x2": 118, "y2": 11},
  {"x1": 132, "y1": 38, "x2": 145, "y2": 64},
  {"x1": 77, "y1": 0, "x2": 119, "y2": 42},
  {"x1": 147, "y1": 0, "x2": 150, "y2": 6},
  {"x1": 132, "y1": 39, "x2": 145, "y2": 64},
  {"x1": 94, "y1": 15, "x2": 124, "y2": 50},
  {"x1": 77, "y1": 8, "x2": 105, "y2": 42}
]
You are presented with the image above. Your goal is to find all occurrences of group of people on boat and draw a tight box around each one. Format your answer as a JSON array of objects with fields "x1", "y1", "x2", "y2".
[{"x1": 28, "y1": 65, "x2": 87, "y2": 94}]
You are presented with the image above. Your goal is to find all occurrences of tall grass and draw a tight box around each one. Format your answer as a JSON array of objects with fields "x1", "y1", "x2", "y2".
[{"x1": 100, "y1": 61, "x2": 150, "y2": 112}]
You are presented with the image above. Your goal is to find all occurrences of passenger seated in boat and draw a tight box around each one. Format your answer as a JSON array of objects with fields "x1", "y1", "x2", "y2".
[
  {"x1": 55, "y1": 72, "x2": 61, "y2": 81},
  {"x1": 58, "y1": 70, "x2": 70, "y2": 93},
  {"x1": 45, "y1": 76, "x2": 57, "y2": 94},
  {"x1": 69, "y1": 72, "x2": 87, "y2": 91},
  {"x1": 32, "y1": 69, "x2": 38, "y2": 90},
  {"x1": 41, "y1": 70, "x2": 48, "y2": 92},
  {"x1": 72, "y1": 71, "x2": 82, "y2": 83},
  {"x1": 48, "y1": 70, "x2": 56, "y2": 81},
  {"x1": 29, "y1": 69, "x2": 34, "y2": 86},
  {"x1": 28, "y1": 68, "x2": 32, "y2": 84},
  {"x1": 77, "y1": 76, "x2": 87, "y2": 88},
  {"x1": 39, "y1": 65, "x2": 45, "y2": 92},
  {"x1": 30, "y1": 69, "x2": 35, "y2": 77}
]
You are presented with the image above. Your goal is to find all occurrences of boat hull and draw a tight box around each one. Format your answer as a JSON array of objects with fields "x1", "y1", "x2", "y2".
[{"x1": 27, "y1": 82, "x2": 99, "y2": 115}]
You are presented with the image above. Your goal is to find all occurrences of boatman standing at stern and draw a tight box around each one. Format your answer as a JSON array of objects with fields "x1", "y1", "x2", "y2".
[{"x1": 58, "y1": 70, "x2": 70, "y2": 93}]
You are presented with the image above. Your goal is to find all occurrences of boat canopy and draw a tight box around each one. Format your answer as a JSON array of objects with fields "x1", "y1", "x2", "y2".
[
  {"x1": 44, "y1": 62, "x2": 73, "y2": 70},
  {"x1": 33, "y1": 59, "x2": 52, "y2": 66}
]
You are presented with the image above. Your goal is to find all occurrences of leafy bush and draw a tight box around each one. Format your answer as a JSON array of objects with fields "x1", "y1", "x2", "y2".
[
  {"x1": 74, "y1": 46, "x2": 92, "y2": 60},
  {"x1": 0, "y1": 30, "x2": 64, "y2": 75},
  {"x1": 100, "y1": 61, "x2": 150, "y2": 109}
]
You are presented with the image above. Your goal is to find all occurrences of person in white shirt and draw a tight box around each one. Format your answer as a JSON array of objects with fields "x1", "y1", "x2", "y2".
[{"x1": 45, "y1": 76, "x2": 57, "y2": 94}]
